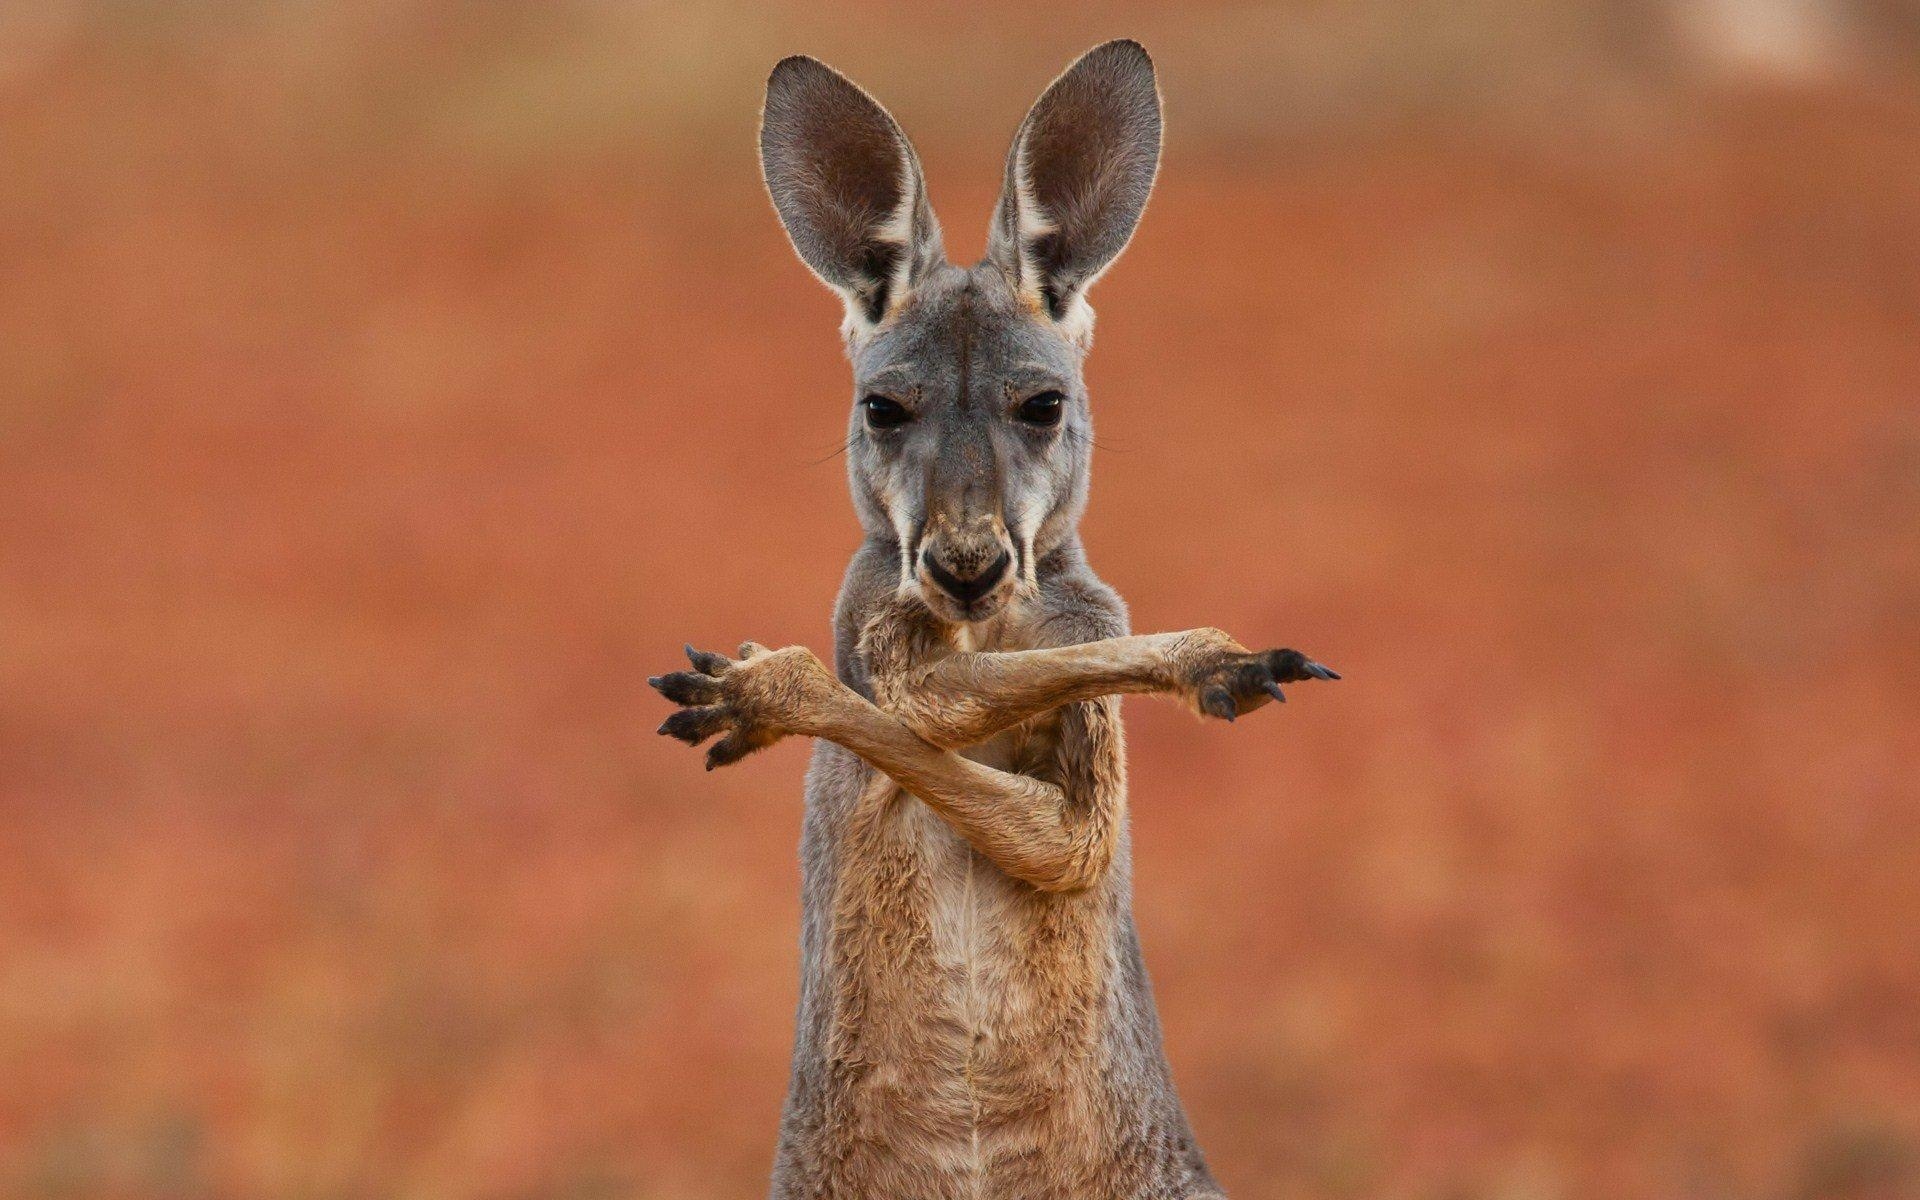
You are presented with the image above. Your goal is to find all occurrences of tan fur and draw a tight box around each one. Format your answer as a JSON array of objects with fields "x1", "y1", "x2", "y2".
[{"x1": 662, "y1": 598, "x2": 1302, "y2": 1195}]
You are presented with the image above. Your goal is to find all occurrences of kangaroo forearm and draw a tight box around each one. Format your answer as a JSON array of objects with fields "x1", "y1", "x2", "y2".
[
  {"x1": 894, "y1": 759, "x2": 1097, "y2": 893},
  {"x1": 800, "y1": 687, "x2": 1108, "y2": 892},
  {"x1": 892, "y1": 631, "x2": 1202, "y2": 748}
]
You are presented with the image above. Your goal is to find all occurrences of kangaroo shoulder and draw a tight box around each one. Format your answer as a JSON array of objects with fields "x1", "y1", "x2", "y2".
[{"x1": 1032, "y1": 563, "x2": 1129, "y2": 646}]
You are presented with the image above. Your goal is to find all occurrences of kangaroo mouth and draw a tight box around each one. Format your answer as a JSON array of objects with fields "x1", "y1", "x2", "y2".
[{"x1": 915, "y1": 545, "x2": 1017, "y2": 625}]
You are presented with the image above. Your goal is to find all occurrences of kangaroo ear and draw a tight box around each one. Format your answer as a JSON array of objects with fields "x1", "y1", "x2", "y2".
[
  {"x1": 986, "y1": 40, "x2": 1161, "y2": 343},
  {"x1": 760, "y1": 56, "x2": 945, "y2": 338}
]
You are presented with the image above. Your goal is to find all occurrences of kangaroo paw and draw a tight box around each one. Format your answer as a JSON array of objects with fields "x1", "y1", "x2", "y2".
[
  {"x1": 1174, "y1": 632, "x2": 1339, "y2": 722},
  {"x1": 649, "y1": 642, "x2": 838, "y2": 769}
]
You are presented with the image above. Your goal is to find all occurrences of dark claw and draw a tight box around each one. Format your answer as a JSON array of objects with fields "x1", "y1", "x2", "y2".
[
  {"x1": 651, "y1": 670, "x2": 721, "y2": 705},
  {"x1": 705, "y1": 730, "x2": 754, "y2": 770},
  {"x1": 684, "y1": 644, "x2": 732, "y2": 676},
  {"x1": 659, "y1": 705, "x2": 729, "y2": 746},
  {"x1": 1262, "y1": 681, "x2": 1287, "y2": 703},
  {"x1": 1200, "y1": 685, "x2": 1237, "y2": 722},
  {"x1": 1265, "y1": 649, "x2": 1340, "y2": 683}
]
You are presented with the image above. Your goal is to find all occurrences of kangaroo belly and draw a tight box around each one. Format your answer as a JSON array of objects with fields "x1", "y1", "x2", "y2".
[
  {"x1": 819, "y1": 784, "x2": 1116, "y2": 1191},
  {"x1": 918, "y1": 729, "x2": 1109, "y2": 1113},
  {"x1": 910, "y1": 793, "x2": 1081, "y2": 1088},
  {"x1": 779, "y1": 746, "x2": 1217, "y2": 1199}
]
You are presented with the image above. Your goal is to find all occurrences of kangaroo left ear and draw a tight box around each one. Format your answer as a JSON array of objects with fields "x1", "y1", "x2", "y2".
[
  {"x1": 760, "y1": 56, "x2": 945, "y2": 340},
  {"x1": 986, "y1": 40, "x2": 1162, "y2": 344}
]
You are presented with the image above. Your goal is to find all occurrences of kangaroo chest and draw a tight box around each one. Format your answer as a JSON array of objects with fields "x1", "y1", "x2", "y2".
[
  {"x1": 914, "y1": 715, "x2": 1099, "y2": 1041},
  {"x1": 819, "y1": 721, "x2": 1118, "y2": 1186}
]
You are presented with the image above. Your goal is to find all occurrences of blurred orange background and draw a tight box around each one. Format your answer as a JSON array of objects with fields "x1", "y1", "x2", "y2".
[{"x1": 3, "y1": 3, "x2": 1918, "y2": 1198}]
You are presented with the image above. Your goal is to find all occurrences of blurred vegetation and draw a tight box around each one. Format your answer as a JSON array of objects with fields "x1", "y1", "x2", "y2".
[{"x1": 1, "y1": 3, "x2": 1917, "y2": 1199}]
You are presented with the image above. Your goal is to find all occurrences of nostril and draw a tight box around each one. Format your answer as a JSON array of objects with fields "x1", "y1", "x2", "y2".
[{"x1": 922, "y1": 549, "x2": 1012, "y2": 605}]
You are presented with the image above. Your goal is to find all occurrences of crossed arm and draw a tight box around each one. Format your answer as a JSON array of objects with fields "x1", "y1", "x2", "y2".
[{"x1": 649, "y1": 620, "x2": 1336, "y2": 892}]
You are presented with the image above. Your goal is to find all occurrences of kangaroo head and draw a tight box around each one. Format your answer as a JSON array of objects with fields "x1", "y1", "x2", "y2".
[{"x1": 760, "y1": 40, "x2": 1162, "y2": 626}]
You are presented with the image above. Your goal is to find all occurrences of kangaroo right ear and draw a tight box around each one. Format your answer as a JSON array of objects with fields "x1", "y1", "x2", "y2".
[
  {"x1": 760, "y1": 56, "x2": 945, "y2": 339},
  {"x1": 986, "y1": 40, "x2": 1162, "y2": 345}
]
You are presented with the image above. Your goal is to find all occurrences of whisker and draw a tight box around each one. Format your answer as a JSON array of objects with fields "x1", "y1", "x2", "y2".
[
  {"x1": 1066, "y1": 425, "x2": 1126, "y2": 454},
  {"x1": 803, "y1": 434, "x2": 857, "y2": 466}
]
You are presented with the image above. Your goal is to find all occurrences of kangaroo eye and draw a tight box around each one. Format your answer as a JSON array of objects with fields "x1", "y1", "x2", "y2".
[
  {"x1": 1016, "y1": 390, "x2": 1065, "y2": 428},
  {"x1": 860, "y1": 395, "x2": 911, "y2": 430}
]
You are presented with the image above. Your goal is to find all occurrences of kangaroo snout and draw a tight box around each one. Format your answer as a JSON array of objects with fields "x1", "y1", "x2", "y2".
[
  {"x1": 915, "y1": 510, "x2": 1017, "y2": 620},
  {"x1": 922, "y1": 547, "x2": 1011, "y2": 606}
]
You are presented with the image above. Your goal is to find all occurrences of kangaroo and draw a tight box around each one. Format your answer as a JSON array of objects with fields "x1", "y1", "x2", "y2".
[{"x1": 650, "y1": 40, "x2": 1338, "y2": 1199}]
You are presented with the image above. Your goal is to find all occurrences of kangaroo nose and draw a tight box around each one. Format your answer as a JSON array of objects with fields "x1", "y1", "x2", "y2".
[{"x1": 922, "y1": 548, "x2": 1012, "y2": 605}]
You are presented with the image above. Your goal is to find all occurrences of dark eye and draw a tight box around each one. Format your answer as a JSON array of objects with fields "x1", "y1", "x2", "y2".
[
  {"x1": 1016, "y1": 390, "x2": 1065, "y2": 428},
  {"x1": 860, "y1": 395, "x2": 911, "y2": 430}
]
